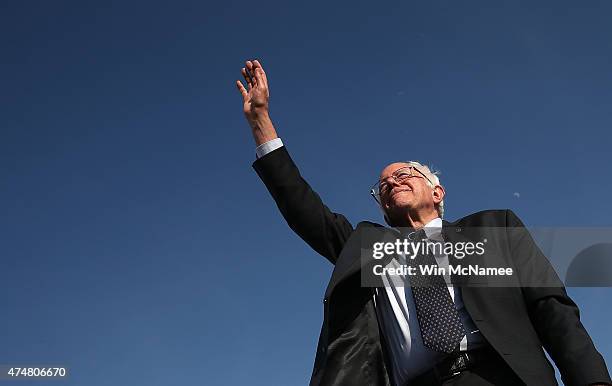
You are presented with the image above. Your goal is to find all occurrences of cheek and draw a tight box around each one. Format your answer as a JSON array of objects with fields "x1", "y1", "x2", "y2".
[
  {"x1": 388, "y1": 192, "x2": 414, "y2": 206},
  {"x1": 414, "y1": 187, "x2": 432, "y2": 202}
]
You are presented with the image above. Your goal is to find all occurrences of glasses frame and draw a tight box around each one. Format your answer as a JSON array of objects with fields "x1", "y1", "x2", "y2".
[{"x1": 370, "y1": 165, "x2": 434, "y2": 205}]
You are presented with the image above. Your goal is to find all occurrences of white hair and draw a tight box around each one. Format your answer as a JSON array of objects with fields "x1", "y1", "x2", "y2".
[{"x1": 379, "y1": 161, "x2": 445, "y2": 224}]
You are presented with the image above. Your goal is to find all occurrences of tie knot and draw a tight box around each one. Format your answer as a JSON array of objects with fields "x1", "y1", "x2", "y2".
[{"x1": 408, "y1": 228, "x2": 428, "y2": 242}]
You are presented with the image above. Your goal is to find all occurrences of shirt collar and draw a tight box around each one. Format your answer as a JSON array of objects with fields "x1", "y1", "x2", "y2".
[
  {"x1": 423, "y1": 217, "x2": 443, "y2": 240},
  {"x1": 393, "y1": 217, "x2": 443, "y2": 240}
]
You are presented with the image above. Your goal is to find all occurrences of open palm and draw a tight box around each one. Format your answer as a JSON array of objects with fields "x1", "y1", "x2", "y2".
[{"x1": 236, "y1": 60, "x2": 270, "y2": 124}]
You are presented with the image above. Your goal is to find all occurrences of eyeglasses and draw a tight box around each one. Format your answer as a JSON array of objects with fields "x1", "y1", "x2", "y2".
[{"x1": 370, "y1": 165, "x2": 434, "y2": 205}]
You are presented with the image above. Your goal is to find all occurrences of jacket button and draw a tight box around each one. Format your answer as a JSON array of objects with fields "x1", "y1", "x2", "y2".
[{"x1": 323, "y1": 298, "x2": 328, "y2": 303}]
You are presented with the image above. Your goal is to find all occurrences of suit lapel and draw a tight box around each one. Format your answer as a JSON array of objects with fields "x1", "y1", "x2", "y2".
[
  {"x1": 442, "y1": 221, "x2": 489, "y2": 287},
  {"x1": 324, "y1": 222, "x2": 397, "y2": 298}
]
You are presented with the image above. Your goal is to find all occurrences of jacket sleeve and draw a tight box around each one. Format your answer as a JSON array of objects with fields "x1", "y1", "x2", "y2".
[
  {"x1": 506, "y1": 209, "x2": 611, "y2": 386},
  {"x1": 252, "y1": 146, "x2": 354, "y2": 265}
]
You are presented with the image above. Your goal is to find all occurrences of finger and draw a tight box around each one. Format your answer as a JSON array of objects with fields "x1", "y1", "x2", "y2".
[
  {"x1": 241, "y1": 67, "x2": 251, "y2": 88},
  {"x1": 241, "y1": 67, "x2": 254, "y2": 89},
  {"x1": 253, "y1": 66, "x2": 266, "y2": 89},
  {"x1": 236, "y1": 80, "x2": 248, "y2": 101},
  {"x1": 245, "y1": 61, "x2": 257, "y2": 86},
  {"x1": 252, "y1": 60, "x2": 268, "y2": 86},
  {"x1": 246, "y1": 65, "x2": 257, "y2": 87}
]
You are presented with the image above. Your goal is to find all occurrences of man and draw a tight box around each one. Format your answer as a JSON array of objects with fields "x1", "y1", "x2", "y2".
[{"x1": 235, "y1": 59, "x2": 611, "y2": 386}]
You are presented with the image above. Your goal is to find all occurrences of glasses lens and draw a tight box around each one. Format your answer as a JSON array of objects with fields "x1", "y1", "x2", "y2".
[
  {"x1": 394, "y1": 167, "x2": 413, "y2": 182},
  {"x1": 378, "y1": 183, "x2": 389, "y2": 196}
]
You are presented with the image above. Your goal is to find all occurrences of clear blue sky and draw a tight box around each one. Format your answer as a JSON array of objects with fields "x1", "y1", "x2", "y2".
[{"x1": 1, "y1": 1, "x2": 611, "y2": 385}]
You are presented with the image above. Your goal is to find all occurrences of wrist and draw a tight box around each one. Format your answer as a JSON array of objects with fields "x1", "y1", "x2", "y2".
[{"x1": 249, "y1": 113, "x2": 278, "y2": 145}]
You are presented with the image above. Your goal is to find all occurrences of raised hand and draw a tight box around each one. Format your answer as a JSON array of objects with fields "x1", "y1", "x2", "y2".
[
  {"x1": 236, "y1": 59, "x2": 277, "y2": 145},
  {"x1": 237, "y1": 60, "x2": 269, "y2": 125}
]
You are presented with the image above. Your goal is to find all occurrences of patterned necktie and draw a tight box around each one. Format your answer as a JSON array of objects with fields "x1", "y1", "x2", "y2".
[{"x1": 406, "y1": 229, "x2": 465, "y2": 353}]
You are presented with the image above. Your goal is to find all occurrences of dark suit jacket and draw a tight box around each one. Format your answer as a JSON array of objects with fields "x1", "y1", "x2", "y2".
[{"x1": 253, "y1": 146, "x2": 611, "y2": 386}]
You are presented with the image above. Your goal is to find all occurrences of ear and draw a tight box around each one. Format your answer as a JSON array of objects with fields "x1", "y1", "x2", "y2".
[{"x1": 432, "y1": 185, "x2": 445, "y2": 205}]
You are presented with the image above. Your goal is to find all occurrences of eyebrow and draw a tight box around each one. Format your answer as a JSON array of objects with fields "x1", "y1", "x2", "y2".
[
  {"x1": 378, "y1": 165, "x2": 433, "y2": 186},
  {"x1": 378, "y1": 166, "x2": 412, "y2": 184}
]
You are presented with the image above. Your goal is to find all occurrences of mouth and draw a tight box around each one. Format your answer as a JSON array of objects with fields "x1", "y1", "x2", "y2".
[{"x1": 390, "y1": 188, "x2": 412, "y2": 198}]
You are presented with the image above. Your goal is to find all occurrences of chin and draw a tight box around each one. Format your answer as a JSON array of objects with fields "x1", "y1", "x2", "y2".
[
  {"x1": 386, "y1": 202, "x2": 412, "y2": 218},
  {"x1": 389, "y1": 199, "x2": 414, "y2": 210}
]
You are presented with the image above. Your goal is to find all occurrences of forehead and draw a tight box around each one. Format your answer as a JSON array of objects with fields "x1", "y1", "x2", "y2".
[{"x1": 379, "y1": 162, "x2": 412, "y2": 179}]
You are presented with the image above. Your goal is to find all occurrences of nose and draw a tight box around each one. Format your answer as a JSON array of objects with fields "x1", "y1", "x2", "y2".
[
  {"x1": 380, "y1": 176, "x2": 401, "y2": 199},
  {"x1": 382, "y1": 175, "x2": 401, "y2": 186}
]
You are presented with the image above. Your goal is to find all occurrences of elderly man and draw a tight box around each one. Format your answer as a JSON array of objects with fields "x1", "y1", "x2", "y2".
[{"x1": 236, "y1": 59, "x2": 611, "y2": 386}]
